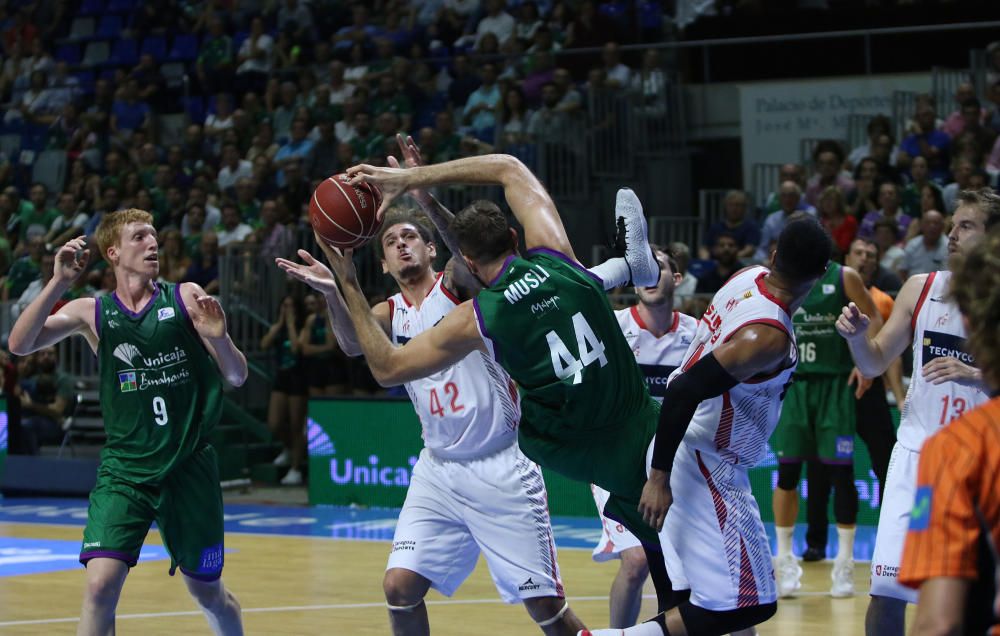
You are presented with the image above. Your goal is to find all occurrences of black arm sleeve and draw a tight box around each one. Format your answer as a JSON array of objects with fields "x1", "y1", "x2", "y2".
[{"x1": 650, "y1": 352, "x2": 740, "y2": 472}]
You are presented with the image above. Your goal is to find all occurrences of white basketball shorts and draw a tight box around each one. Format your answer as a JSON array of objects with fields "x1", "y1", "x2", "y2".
[
  {"x1": 659, "y1": 440, "x2": 777, "y2": 611},
  {"x1": 386, "y1": 443, "x2": 564, "y2": 603},
  {"x1": 591, "y1": 483, "x2": 643, "y2": 562},
  {"x1": 869, "y1": 442, "x2": 920, "y2": 603}
]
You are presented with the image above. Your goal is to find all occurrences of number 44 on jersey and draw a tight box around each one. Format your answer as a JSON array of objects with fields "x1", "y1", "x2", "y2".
[{"x1": 546, "y1": 312, "x2": 608, "y2": 384}]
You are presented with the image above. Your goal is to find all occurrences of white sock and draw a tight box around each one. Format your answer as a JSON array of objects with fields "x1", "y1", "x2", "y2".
[
  {"x1": 589, "y1": 257, "x2": 631, "y2": 291},
  {"x1": 776, "y1": 526, "x2": 794, "y2": 557},
  {"x1": 589, "y1": 621, "x2": 664, "y2": 635},
  {"x1": 836, "y1": 526, "x2": 855, "y2": 562}
]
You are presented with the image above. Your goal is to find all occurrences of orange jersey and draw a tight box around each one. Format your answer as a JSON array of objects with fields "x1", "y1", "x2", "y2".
[
  {"x1": 869, "y1": 285, "x2": 894, "y2": 323},
  {"x1": 900, "y1": 396, "x2": 1000, "y2": 630}
]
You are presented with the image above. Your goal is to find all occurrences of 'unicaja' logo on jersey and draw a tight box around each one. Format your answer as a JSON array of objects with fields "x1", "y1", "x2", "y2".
[{"x1": 113, "y1": 343, "x2": 141, "y2": 367}]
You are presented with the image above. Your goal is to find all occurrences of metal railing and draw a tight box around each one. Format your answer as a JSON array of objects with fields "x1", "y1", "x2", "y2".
[
  {"x1": 649, "y1": 216, "x2": 702, "y2": 251},
  {"x1": 751, "y1": 163, "x2": 783, "y2": 209},
  {"x1": 932, "y1": 66, "x2": 972, "y2": 117},
  {"x1": 891, "y1": 91, "x2": 918, "y2": 142}
]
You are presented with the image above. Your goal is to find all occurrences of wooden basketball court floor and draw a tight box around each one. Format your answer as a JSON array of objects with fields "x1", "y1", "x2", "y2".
[{"x1": 0, "y1": 499, "x2": 911, "y2": 635}]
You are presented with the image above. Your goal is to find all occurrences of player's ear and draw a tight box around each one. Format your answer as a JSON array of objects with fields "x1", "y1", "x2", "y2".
[
  {"x1": 107, "y1": 245, "x2": 119, "y2": 265},
  {"x1": 427, "y1": 242, "x2": 437, "y2": 259},
  {"x1": 381, "y1": 258, "x2": 388, "y2": 275},
  {"x1": 672, "y1": 272, "x2": 682, "y2": 286},
  {"x1": 509, "y1": 227, "x2": 518, "y2": 251}
]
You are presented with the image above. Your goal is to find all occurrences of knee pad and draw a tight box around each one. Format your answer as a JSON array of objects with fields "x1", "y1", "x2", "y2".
[{"x1": 776, "y1": 462, "x2": 802, "y2": 491}]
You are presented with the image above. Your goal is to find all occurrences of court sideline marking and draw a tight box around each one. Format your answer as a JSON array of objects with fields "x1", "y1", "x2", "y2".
[{"x1": 0, "y1": 591, "x2": 846, "y2": 627}]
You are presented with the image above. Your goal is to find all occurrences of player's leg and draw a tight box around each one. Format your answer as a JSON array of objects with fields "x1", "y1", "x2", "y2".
[
  {"x1": 816, "y1": 375, "x2": 860, "y2": 597},
  {"x1": 588, "y1": 188, "x2": 660, "y2": 289},
  {"x1": 609, "y1": 547, "x2": 650, "y2": 628},
  {"x1": 770, "y1": 380, "x2": 810, "y2": 597},
  {"x1": 158, "y1": 445, "x2": 244, "y2": 635},
  {"x1": 866, "y1": 443, "x2": 920, "y2": 636},
  {"x1": 523, "y1": 596, "x2": 585, "y2": 636},
  {"x1": 266, "y1": 385, "x2": 290, "y2": 465},
  {"x1": 855, "y1": 376, "x2": 895, "y2": 489},
  {"x1": 182, "y1": 576, "x2": 243, "y2": 636},
  {"x1": 385, "y1": 449, "x2": 479, "y2": 636},
  {"x1": 590, "y1": 484, "x2": 649, "y2": 627},
  {"x1": 281, "y1": 388, "x2": 308, "y2": 485},
  {"x1": 803, "y1": 460, "x2": 831, "y2": 561},
  {"x1": 588, "y1": 456, "x2": 780, "y2": 636},
  {"x1": 465, "y1": 445, "x2": 583, "y2": 634},
  {"x1": 78, "y1": 558, "x2": 129, "y2": 635},
  {"x1": 78, "y1": 474, "x2": 153, "y2": 634},
  {"x1": 383, "y1": 568, "x2": 432, "y2": 636},
  {"x1": 866, "y1": 595, "x2": 907, "y2": 636}
]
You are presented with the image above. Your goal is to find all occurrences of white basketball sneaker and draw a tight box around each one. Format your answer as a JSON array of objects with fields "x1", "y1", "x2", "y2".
[
  {"x1": 280, "y1": 467, "x2": 303, "y2": 486},
  {"x1": 775, "y1": 553, "x2": 803, "y2": 598},
  {"x1": 615, "y1": 188, "x2": 660, "y2": 287},
  {"x1": 830, "y1": 558, "x2": 856, "y2": 598}
]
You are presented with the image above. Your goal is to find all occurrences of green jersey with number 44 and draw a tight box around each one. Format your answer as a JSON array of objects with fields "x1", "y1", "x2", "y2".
[
  {"x1": 792, "y1": 262, "x2": 854, "y2": 375},
  {"x1": 96, "y1": 282, "x2": 223, "y2": 483},
  {"x1": 473, "y1": 249, "x2": 658, "y2": 489}
]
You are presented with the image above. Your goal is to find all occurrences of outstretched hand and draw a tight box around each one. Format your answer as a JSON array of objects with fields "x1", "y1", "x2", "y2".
[
  {"x1": 847, "y1": 367, "x2": 873, "y2": 399},
  {"x1": 276, "y1": 248, "x2": 340, "y2": 296},
  {"x1": 835, "y1": 302, "x2": 871, "y2": 341},
  {"x1": 54, "y1": 236, "x2": 90, "y2": 286},
  {"x1": 396, "y1": 133, "x2": 423, "y2": 169},
  {"x1": 190, "y1": 292, "x2": 228, "y2": 340},
  {"x1": 346, "y1": 163, "x2": 411, "y2": 221}
]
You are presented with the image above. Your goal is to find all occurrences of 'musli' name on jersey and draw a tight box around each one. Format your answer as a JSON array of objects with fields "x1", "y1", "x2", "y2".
[{"x1": 503, "y1": 265, "x2": 551, "y2": 304}]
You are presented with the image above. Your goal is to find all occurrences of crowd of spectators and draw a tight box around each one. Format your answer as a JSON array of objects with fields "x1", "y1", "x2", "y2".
[
  {"x1": 683, "y1": 79, "x2": 1000, "y2": 312},
  {"x1": 0, "y1": 1, "x2": 996, "y2": 404}
]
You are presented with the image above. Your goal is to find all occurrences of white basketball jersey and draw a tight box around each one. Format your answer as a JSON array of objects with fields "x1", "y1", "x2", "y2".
[
  {"x1": 616, "y1": 306, "x2": 698, "y2": 403},
  {"x1": 389, "y1": 274, "x2": 521, "y2": 460},
  {"x1": 669, "y1": 266, "x2": 797, "y2": 468},
  {"x1": 897, "y1": 270, "x2": 987, "y2": 452}
]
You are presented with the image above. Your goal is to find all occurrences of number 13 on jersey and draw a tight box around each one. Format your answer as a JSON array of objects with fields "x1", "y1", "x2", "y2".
[{"x1": 546, "y1": 312, "x2": 608, "y2": 384}]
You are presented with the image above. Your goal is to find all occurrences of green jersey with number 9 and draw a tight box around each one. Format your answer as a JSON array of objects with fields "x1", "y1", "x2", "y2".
[
  {"x1": 472, "y1": 249, "x2": 658, "y2": 503},
  {"x1": 96, "y1": 282, "x2": 224, "y2": 483}
]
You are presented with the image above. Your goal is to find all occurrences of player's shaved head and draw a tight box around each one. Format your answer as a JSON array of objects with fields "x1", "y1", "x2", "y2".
[{"x1": 773, "y1": 216, "x2": 832, "y2": 284}]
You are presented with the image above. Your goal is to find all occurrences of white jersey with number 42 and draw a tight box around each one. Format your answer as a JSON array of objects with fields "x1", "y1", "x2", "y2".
[
  {"x1": 898, "y1": 270, "x2": 988, "y2": 451},
  {"x1": 389, "y1": 274, "x2": 521, "y2": 460}
]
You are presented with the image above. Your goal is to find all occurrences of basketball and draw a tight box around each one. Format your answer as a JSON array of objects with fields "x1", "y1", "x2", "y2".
[{"x1": 309, "y1": 173, "x2": 384, "y2": 249}]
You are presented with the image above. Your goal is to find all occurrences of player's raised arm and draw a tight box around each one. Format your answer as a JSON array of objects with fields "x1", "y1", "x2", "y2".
[
  {"x1": 837, "y1": 272, "x2": 927, "y2": 378},
  {"x1": 640, "y1": 323, "x2": 792, "y2": 531},
  {"x1": 391, "y1": 135, "x2": 481, "y2": 298},
  {"x1": 323, "y1": 245, "x2": 486, "y2": 386},
  {"x1": 276, "y1": 240, "x2": 392, "y2": 357},
  {"x1": 8, "y1": 237, "x2": 97, "y2": 356},
  {"x1": 347, "y1": 154, "x2": 577, "y2": 261},
  {"x1": 179, "y1": 282, "x2": 248, "y2": 387}
]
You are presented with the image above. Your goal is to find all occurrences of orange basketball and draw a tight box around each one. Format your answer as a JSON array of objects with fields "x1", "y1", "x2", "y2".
[{"x1": 309, "y1": 173, "x2": 384, "y2": 248}]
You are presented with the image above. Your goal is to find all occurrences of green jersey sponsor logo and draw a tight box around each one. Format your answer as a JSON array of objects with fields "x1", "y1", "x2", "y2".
[{"x1": 118, "y1": 371, "x2": 138, "y2": 393}]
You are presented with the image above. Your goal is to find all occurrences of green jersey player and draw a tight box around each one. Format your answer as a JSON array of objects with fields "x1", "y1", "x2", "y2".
[
  {"x1": 334, "y1": 155, "x2": 833, "y2": 636},
  {"x1": 8, "y1": 209, "x2": 247, "y2": 636}
]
